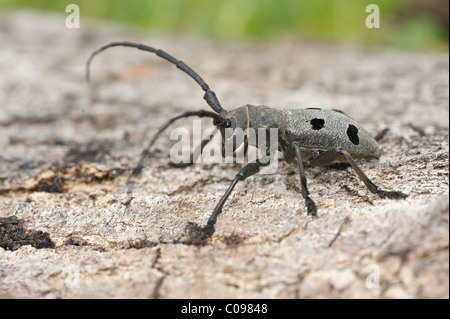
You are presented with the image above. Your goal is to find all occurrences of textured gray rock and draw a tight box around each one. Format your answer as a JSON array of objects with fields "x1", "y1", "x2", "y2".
[{"x1": 0, "y1": 11, "x2": 448, "y2": 298}]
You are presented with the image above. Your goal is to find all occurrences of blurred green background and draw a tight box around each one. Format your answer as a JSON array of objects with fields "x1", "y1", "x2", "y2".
[{"x1": 0, "y1": 0, "x2": 448, "y2": 50}]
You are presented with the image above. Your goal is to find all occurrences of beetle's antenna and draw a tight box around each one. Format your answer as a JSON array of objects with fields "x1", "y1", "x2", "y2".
[
  {"x1": 126, "y1": 110, "x2": 229, "y2": 193},
  {"x1": 86, "y1": 41, "x2": 226, "y2": 115}
]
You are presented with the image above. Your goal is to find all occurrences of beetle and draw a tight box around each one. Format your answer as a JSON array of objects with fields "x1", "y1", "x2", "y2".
[{"x1": 86, "y1": 42, "x2": 407, "y2": 238}]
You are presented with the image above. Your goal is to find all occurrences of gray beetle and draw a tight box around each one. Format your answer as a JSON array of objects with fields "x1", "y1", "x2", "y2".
[{"x1": 86, "y1": 42, "x2": 407, "y2": 238}]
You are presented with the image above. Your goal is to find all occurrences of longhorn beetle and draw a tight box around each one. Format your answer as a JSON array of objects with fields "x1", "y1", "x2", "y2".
[{"x1": 86, "y1": 42, "x2": 407, "y2": 238}]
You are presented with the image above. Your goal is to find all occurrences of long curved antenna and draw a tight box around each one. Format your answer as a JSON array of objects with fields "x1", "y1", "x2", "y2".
[{"x1": 86, "y1": 41, "x2": 226, "y2": 115}]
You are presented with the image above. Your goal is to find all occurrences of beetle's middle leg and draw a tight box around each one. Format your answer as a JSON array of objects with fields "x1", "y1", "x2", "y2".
[{"x1": 311, "y1": 148, "x2": 407, "y2": 199}]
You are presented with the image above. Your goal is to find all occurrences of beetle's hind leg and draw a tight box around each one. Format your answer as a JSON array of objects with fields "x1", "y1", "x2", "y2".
[
  {"x1": 338, "y1": 148, "x2": 407, "y2": 199},
  {"x1": 312, "y1": 148, "x2": 407, "y2": 199},
  {"x1": 293, "y1": 143, "x2": 318, "y2": 216}
]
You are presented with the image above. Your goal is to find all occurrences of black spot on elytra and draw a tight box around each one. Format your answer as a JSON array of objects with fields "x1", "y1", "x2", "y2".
[
  {"x1": 310, "y1": 118, "x2": 325, "y2": 130},
  {"x1": 347, "y1": 124, "x2": 359, "y2": 145}
]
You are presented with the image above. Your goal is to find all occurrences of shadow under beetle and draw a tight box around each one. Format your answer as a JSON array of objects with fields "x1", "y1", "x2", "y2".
[{"x1": 86, "y1": 42, "x2": 407, "y2": 238}]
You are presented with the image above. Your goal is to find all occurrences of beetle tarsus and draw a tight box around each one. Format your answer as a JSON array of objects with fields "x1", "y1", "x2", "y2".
[
  {"x1": 306, "y1": 198, "x2": 317, "y2": 216},
  {"x1": 376, "y1": 189, "x2": 407, "y2": 199},
  {"x1": 201, "y1": 223, "x2": 215, "y2": 239}
]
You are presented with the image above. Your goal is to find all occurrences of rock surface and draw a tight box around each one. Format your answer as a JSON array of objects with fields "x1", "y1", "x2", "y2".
[{"x1": 0, "y1": 11, "x2": 448, "y2": 298}]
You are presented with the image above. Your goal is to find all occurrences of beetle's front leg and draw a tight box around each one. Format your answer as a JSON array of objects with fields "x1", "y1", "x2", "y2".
[
  {"x1": 202, "y1": 158, "x2": 269, "y2": 238},
  {"x1": 126, "y1": 110, "x2": 225, "y2": 193},
  {"x1": 169, "y1": 127, "x2": 219, "y2": 168}
]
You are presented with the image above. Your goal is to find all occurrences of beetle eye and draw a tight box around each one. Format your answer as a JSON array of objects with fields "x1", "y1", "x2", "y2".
[{"x1": 213, "y1": 117, "x2": 231, "y2": 128}]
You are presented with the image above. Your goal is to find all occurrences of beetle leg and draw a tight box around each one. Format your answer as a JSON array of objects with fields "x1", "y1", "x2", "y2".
[
  {"x1": 221, "y1": 129, "x2": 249, "y2": 162},
  {"x1": 309, "y1": 149, "x2": 342, "y2": 167},
  {"x1": 293, "y1": 143, "x2": 317, "y2": 216},
  {"x1": 169, "y1": 127, "x2": 219, "y2": 168},
  {"x1": 335, "y1": 148, "x2": 407, "y2": 199},
  {"x1": 222, "y1": 140, "x2": 249, "y2": 163},
  {"x1": 126, "y1": 110, "x2": 224, "y2": 193},
  {"x1": 202, "y1": 158, "x2": 270, "y2": 238}
]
